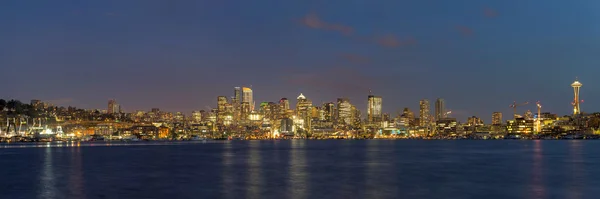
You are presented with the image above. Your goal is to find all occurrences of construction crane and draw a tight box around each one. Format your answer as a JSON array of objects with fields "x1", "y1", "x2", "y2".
[
  {"x1": 509, "y1": 101, "x2": 529, "y2": 119},
  {"x1": 445, "y1": 110, "x2": 452, "y2": 117},
  {"x1": 536, "y1": 101, "x2": 542, "y2": 133}
]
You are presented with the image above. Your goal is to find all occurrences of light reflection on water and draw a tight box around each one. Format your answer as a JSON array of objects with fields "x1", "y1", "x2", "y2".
[
  {"x1": 531, "y1": 140, "x2": 545, "y2": 199},
  {"x1": 2, "y1": 140, "x2": 600, "y2": 199},
  {"x1": 289, "y1": 140, "x2": 307, "y2": 199},
  {"x1": 568, "y1": 140, "x2": 583, "y2": 199},
  {"x1": 246, "y1": 141, "x2": 263, "y2": 199},
  {"x1": 39, "y1": 146, "x2": 56, "y2": 199}
]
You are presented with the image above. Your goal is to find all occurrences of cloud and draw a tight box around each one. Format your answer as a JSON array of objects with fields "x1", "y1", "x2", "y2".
[
  {"x1": 484, "y1": 7, "x2": 498, "y2": 18},
  {"x1": 340, "y1": 53, "x2": 370, "y2": 64},
  {"x1": 373, "y1": 34, "x2": 417, "y2": 48},
  {"x1": 455, "y1": 25, "x2": 474, "y2": 36},
  {"x1": 298, "y1": 12, "x2": 354, "y2": 35}
]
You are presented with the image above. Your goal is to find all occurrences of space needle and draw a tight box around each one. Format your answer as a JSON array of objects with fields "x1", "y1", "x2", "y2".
[{"x1": 571, "y1": 78, "x2": 583, "y2": 115}]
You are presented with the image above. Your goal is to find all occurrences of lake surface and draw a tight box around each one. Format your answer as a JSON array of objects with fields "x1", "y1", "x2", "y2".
[{"x1": 0, "y1": 140, "x2": 599, "y2": 199}]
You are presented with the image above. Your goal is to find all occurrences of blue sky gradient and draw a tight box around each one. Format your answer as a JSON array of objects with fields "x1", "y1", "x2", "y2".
[{"x1": 1, "y1": 0, "x2": 599, "y2": 121}]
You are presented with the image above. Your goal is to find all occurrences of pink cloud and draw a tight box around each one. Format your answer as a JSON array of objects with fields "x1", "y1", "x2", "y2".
[
  {"x1": 374, "y1": 34, "x2": 417, "y2": 48},
  {"x1": 484, "y1": 7, "x2": 498, "y2": 18},
  {"x1": 455, "y1": 25, "x2": 474, "y2": 36},
  {"x1": 298, "y1": 12, "x2": 354, "y2": 35}
]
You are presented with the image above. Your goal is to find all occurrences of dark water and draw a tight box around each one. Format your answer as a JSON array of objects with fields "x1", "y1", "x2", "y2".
[{"x1": 1, "y1": 140, "x2": 599, "y2": 199}]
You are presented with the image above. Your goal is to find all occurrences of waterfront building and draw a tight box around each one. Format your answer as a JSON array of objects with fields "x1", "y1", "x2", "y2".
[
  {"x1": 434, "y1": 98, "x2": 445, "y2": 121},
  {"x1": 506, "y1": 118, "x2": 534, "y2": 134},
  {"x1": 367, "y1": 94, "x2": 383, "y2": 124},
  {"x1": 419, "y1": 99, "x2": 430, "y2": 127},
  {"x1": 436, "y1": 118, "x2": 457, "y2": 135}
]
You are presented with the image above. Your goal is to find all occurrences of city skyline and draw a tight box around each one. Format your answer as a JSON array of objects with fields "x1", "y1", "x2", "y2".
[{"x1": 2, "y1": 1, "x2": 598, "y2": 121}]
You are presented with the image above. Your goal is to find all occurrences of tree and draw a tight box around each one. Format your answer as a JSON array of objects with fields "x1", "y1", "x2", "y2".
[{"x1": 0, "y1": 99, "x2": 6, "y2": 111}]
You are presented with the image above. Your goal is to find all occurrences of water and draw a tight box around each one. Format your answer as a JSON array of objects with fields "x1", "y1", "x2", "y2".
[{"x1": 1, "y1": 140, "x2": 599, "y2": 199}]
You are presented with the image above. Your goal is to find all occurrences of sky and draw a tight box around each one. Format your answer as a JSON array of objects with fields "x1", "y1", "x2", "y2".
[{"x1": 1, "y1": 0, "x2": 599, "y2": 122}]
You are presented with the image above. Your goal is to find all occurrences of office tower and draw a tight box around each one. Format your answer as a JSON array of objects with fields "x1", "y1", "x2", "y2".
[
  {"x1": 242, "y1": 87, "x2": 253, "y2": 111},
  {"x1": 434, "y1": 98, "x2": 445, "y2": 121},
  {"x1": 492, "y1": 112, "x2": 502, "y2": 125},
  {"x1": 296, "y1": 93, "x2": 313, "y2": 117},
  {"x1": 323, "y1": 102, "x2": 336, "y2": 122},
  {"x1": 192, "y1": 111, "x2": 202, "y2": 123},
  {"x1": 571, "y1": 79, "x2": 582, "y2": 115},
  {"x1": 240, "y1": 102, "x2": 251, "y2": 121},
  {"x1": 296, "y1": 93, "x2": 313, "y2": 130},
  {"x1": 233, "y1": 87, "x2": 242, "y2": 104},
  {"x1": 367, "y1": 94, "x2": 383, "y2": 124},
  {"x1": 419, "y1": 99, "x2": 430, "y2": 127},
  {"x1": 337, "y1": 98, "x2": 353, "y2": 125},
  {"x1": 108, "y1": 99, "x2": 119, "y2": 114},
  {"x1": 217, "y1": 96, "x2": 228, "y2": 124}
]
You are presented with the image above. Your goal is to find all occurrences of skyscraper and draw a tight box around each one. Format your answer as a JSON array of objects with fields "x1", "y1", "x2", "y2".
[
  {"x1": 217, "y1": 96, "x2": 228, "y2": 124},
  {"x1": 296, "y1": 93, "x2": 313, "y2": 130},
  {"x1": 323, "y1": 102, "x2": 336, "y2": 122},
  {"x1": 233, "y1": 87, "x2": 242, "y2": 105},
  {"x1": 337, "y1": 98, "x2": 353, "y2": 125},
  {"x1": 108, "y1": 99, "x2": 120, "y2": 114},
  {"x1": 492, "y1": 112, "x2": 503, "y2": 125},
  {"x1": 367, "y1": 95, "x2": 383, "y2": 124},
  {"x1": 242, "y1": 87, "x2": 254, "y2": 111},
  {"x1": 434, "y1": 98, "x2": 445, "y2": 121},
  {"x1": 571, "y1": 79, "x2": 582, "y2": 115},
  {"x1": 419, "y1": 99, "x2": 430, "y2": 127}
]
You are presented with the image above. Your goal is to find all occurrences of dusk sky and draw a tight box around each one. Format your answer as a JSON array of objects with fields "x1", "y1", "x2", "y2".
[{"x1": 2, "y1": 0, "x2": 599, "y2": 121}]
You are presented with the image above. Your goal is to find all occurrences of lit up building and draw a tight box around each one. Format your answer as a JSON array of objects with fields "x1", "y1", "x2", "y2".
[
  {"x1": 506, "y1": 118, "x2": 534, "y2": 134},
  {"x1": 192, "y1": 111, "x2": 202, "y2": 123},
  {"x1": 108, "y1": 99, "x2": 120, "y2": 114},
  {"x1": 434, "y1": 98, "x2": 445, "y2": 121},
  {"x1": 337, "y1": 98, "x2": 353, "y2": 125},
  {"x1": 279, "y1": 98, "x2": 290, "y2": 118},
  {"x1": 367, "y1": 95, "x2": 383, "y2": 124},
  {"x1": 233, "y1": 87, "x2": 242, "y2": 105},
  {"x1": 436, "y1": 118, "x2": 457, "y2": 135},
  {"x1": 323, "y1": 102, "x2": 336, "y2": 122},
  {"x1": 296, "y1": 93, "x2": 313, "y2": 130},
  {"x1": 571, "y1": 79, "x2": 582, "y2": 115},
  {"x1": 242, "y1": 87, "x2": 254, "y2": 111},
  {"x1": 240, "y1": 102, "x2": 251, "y2": 121},
  {"x1": 467, "y1": 116, "x2": 483, "y2": 126},
  {"x1": 280, "y1": 118, "x2": 294, "y2": 136},
  {"x1": 217, "y1": 96, "x2": 228, "y2": 124},
  {"x1": 492, "y1": 112, "x2": 503, "y2": 125},
  {"x1": 419, "y1": 99, "x2": 430, "y2": 127}
]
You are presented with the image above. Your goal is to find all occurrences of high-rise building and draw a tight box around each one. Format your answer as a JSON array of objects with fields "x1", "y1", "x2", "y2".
[
  {"x1": 108, "y1": 99, "x2": 120, "y2": 114},
  {"x1": 434, "y1": 98, "x2": 445, "y2": 121},
  {"x1": 233, "y1": 87, "x2": 242, "y2": 105},
  {"x1": 280, "y1": 98, "x2": 290, "y2": 111},
  {"x1": 492, "y1": 112, "x2": 503, "y2": 125},
  {"x1": 242, "y1": 87, "x2": 254, "y2": 111},
  {"x1": 296, "y1": 93, "x2": 313, "y2": 130},
  {"x1": 367, "y1": 95, "x2": 383, "y2": 124},
  {"x1": 217, "y1": 96, "x2": 228, "y2": 124},
  {"x1": 571, "y1": 79, "x2": 582, "y2": 115},
  {"x1": 323, "y1": 102, "x2": 336, "y2": 122},
  {"x1": 419, "y1": 99, "x2": 430, "y2": 127},
  {"x1": 337, "y1": 98, "x2": 353, "y2": 125}
]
